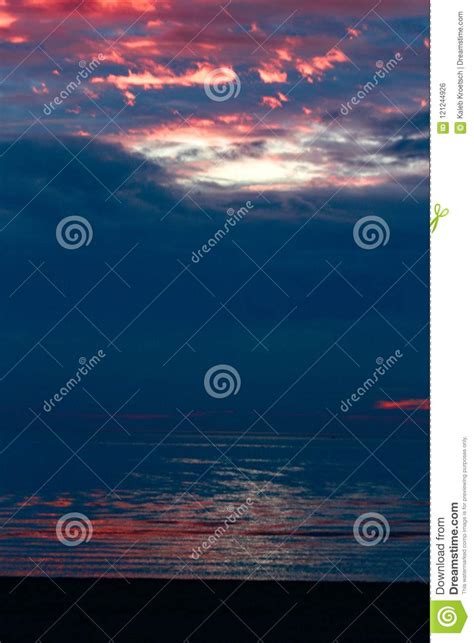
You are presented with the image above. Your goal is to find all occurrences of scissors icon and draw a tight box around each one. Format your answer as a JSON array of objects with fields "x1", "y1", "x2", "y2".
[{"x1": 430, "y1": 203, "x2": 449, "y2": 233}]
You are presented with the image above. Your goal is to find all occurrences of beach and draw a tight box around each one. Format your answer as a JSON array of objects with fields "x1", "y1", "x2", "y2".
[{"x1": 0, "y1": 577, "x2": 429, "y2": 642}]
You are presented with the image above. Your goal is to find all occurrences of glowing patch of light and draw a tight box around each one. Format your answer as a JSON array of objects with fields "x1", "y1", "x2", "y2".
[{"x1": 198, "y1": 159, "x2": 316, "y2": 187}]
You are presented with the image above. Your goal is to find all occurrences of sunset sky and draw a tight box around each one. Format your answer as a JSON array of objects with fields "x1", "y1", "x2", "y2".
[
  {"x1": 0, "y1": 0, "x2": 429, "y2": 434},
  {"x1": 0, "y1": 0, "x2": 429, "y2": 191}
]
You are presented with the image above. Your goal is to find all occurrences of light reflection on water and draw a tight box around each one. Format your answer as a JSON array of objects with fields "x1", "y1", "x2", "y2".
[{"x1": 0, "y1": 433, "x2": 428, "y2": 581}]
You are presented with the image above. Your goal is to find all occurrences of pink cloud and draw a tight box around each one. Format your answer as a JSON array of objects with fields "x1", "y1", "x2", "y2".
[{"x1": 32, "y1": 81, "x2": 49, "y2": 95}]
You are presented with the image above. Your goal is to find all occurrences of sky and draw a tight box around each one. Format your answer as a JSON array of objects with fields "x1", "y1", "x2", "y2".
[
  {"x1": 0, "y1": 0, "x2": 429, "y2": 437},
  {"x1": 1, "y1": 0, "x2": 429, "y2": 191}
]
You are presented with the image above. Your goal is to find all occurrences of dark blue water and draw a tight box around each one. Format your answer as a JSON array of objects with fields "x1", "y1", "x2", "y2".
[{"x1": 0, "y1": 427, "x2": 428, "y2": 581}]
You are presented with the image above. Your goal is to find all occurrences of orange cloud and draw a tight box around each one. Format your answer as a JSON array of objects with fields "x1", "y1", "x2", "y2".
[
  {"x1": 347, "y1": 27, "x2": 361, "y2": 38},
  {"x1": 0, "y1": 10, "x2": 16, "y2": 28},
  {"x1": 296, "y1": 48, "x2": 349, "y2": 82},
  {"x1": 275, "y1": 47, "x2": 292, "y2": 62},
  {"x1": 375, "y1": 399, "x2": 430, "y2": 411},
  {"x1": 92, "y1": 62, "x2": 231, "y2": 103},
  {"x1": 121, "y1": 38, "x2": 161, "y2": 51},
  {"x1": 261, "y1": 92, "x2": 288, "y2": 109},
  {"x1": 217, "y1": 113, "x2": 253, "y2": 125},
  {"x1": 94, "y1": 0, "x2": 155, "y2": 9},
  {"x1": 261, "y1": 96, "x2": 282, "y2": 109},
  {"x1": 5, "y1": 35, "x2": 28, "y2": 43},
  {"x1": 24, "y1": 0, "x2": 154, "y2": 10},
  {"x1": 256, "y1": 62, "x2": 287, "y2": 84}
]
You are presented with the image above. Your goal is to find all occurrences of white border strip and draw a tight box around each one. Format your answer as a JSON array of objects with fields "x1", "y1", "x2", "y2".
[{"x1": 431, "y1": 0, "x2": 472, "y2": 637}]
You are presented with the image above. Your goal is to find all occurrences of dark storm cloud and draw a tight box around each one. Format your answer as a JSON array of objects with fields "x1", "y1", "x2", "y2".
[{"x1": 1, "y1": 137, "x2": 427, "y2": 428}]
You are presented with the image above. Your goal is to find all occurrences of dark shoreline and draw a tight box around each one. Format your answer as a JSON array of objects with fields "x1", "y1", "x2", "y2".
[{"x1": 0, "y1": 577, "x2": 428, "y2": 642}]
